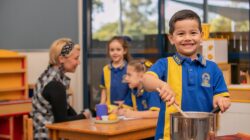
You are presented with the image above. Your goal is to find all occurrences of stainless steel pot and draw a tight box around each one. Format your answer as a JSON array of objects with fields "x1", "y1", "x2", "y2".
[{"x1": 170, "y1": 112, "x2": 216, "y2": 140}]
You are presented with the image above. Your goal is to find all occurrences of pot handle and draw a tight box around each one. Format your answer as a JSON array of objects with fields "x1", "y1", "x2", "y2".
[{"x1": 211, "y1": 106, "x2": 221, "y2": 113}]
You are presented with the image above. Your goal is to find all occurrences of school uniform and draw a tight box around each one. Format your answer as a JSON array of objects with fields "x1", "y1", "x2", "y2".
[
  {"x1": 123, "y1": 88, "x2": 161, "y2": 111},
  {"x1": 147, "y1": 53, "x2": 230, "y2": 140},
  {"x1": 100, "y1": 61, "x2": 130, "y2": 105}
]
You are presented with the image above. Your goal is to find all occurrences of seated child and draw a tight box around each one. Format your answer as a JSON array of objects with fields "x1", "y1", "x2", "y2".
[{"x1": 118, "y1": 59, "x2": 161, "y2": 119}]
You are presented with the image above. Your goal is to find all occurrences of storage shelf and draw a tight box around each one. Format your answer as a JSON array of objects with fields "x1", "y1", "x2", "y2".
[
  {"x1": 0, "y1": 50, "x2": 28, "y2": 140},
  {"x1": 0, "y1": 69, "x2": 25, "y2": 74},
  {"x1": 0, "y1": 134, "x2": 11, "y2": 139},
  {"x1": 0, "y1": 87, "x2": 25, "y2": 92},
  {"x1": 0, "y1": 56, "x2": 25, "y2": 59}
]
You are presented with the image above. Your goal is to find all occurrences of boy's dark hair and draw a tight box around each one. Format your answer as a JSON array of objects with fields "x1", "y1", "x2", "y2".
[{"x1": 169, "y1": 9, "x2": 202, "y2": 35}]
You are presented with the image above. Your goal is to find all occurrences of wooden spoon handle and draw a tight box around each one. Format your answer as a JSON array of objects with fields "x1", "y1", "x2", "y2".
[{"x1": 173, "y1": 103, "x2": 189, "y2": 118}]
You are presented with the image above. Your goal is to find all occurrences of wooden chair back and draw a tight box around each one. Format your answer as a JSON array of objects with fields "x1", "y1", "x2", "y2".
[{"x1": 23, "y1": 115, "x2": 33, "y2": 140}]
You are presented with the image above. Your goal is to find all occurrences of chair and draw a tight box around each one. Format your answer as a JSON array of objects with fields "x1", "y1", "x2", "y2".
[{"x1": 23, "y1": 115, "x2": 33, "y2": 140}]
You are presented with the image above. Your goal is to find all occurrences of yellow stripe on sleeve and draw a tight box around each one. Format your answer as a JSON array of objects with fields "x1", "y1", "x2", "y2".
[
  {"x1": 214, "y1": 92, "x2": 230, "y2": 98},
  {"x1": 149, "y1": 107, "x2": 160, "y2": 111},
  {"x1": 145, "y1": 71, "x2": 159, "y2": 79}
]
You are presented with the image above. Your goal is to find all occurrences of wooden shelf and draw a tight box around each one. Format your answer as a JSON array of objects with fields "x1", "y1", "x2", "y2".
[
  {"x1": 0, "y1": 50, "x2": 28, "y2": 100},
  {"x1": 228, "y1": 85, "x2": 250, "y2": 103},
  {"x1": 0, "y1": 69, "x2": 25, "y2": 74},
  {"x1": 0, "y1": 50, "x2": 29, "y2": 140},
  {"x1": 0, "y1": 87, "x2": 25, "y2": 92},
  {"x1": 0, "y1": 99, "x2": 32, "y2": 117},
  {"x1": 0, "y1": 134, "x2": 11, "y2": 139}
]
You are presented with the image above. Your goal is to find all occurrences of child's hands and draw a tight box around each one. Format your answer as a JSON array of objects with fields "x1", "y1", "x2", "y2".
[
  {"x1": 117, "y1": 108, "x2": 126, "y2": 116},
  {"x1": 156, "y1": 83, "x2": 176, "y2": 106},
  {"x1": 122, "y1": 109, "x2": 137, "y2": 118},
  {"x1": 117, "y1": 109, "x2": 137, "y2": 118},
  {"x1": 213, "y1": 96, "x2": 231, "y2": 113}
]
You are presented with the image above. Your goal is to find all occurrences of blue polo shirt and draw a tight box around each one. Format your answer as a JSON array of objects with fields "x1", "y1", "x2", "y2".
[
  {"x1": 147, "y1": 53, "x2": 229, "y2": 140},
  {"x1": 123, "y1": 88, "x2": 161, "y2": 111},
  {"x1": 100, "y1": 62, "x2": 129, "y2": 105}
]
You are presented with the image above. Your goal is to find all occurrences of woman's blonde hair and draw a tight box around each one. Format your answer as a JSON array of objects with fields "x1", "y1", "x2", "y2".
[{"x1": 49, "y1": 38, "x2": 80, "y2": 65}]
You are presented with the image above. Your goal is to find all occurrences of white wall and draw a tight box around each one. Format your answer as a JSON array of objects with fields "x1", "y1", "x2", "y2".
[
  {"x1": 217, "y1": 102, "x2": 250, "y2": 135},
  {"x1": 21, "y1": 51, "x2": 83, "y2": 112}
]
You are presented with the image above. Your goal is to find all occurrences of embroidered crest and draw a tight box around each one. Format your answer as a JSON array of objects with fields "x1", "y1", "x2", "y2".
[
  {"x1": 142, "y1": 100, "x2": 148, "y2": 109},
  {"x1": 201, "y1": 72, "x2": 211, "y2": 87},
  {"x1": 173, "y1": 55, "x2": 181, "y2": 65}
]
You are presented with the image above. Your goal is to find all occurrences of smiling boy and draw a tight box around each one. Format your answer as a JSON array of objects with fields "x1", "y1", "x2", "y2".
[{"x1": 142, "y1": 9, "x2": 231, "y2": 140}]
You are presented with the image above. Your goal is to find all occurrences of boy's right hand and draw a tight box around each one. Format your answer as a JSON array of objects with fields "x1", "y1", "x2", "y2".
[{"x1": 156, "y1": 83, "x2": 176, "y2": 106}]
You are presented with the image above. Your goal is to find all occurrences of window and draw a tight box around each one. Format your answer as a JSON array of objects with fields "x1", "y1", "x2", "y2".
[{"x1": 89, "y1": 0, "x2": 159, "y2": 108}]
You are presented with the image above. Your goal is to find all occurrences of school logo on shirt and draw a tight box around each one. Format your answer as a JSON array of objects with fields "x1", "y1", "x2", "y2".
[
  {"x1": 201, "y1": 72, "x2": 211, "y2": 87},
  {"x1": 173, "y1": 55, "x2": 182, "y2": 64},
  {"x1": 142, "y1": 100, "x2": 148, "y2": 109}
]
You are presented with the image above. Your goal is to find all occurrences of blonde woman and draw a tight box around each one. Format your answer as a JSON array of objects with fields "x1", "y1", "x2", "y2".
[{"x1": 31, "y1": 38, "x2": 90, "y2": 139}]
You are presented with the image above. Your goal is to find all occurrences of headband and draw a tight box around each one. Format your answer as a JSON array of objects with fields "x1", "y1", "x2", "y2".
[{"x1": 60, "y1": 41, "x2": 74, "y2": 56}]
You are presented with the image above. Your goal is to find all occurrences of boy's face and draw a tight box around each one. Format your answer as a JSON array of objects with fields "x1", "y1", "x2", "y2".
[{"x1": 168, "y1": 19, "x2": 203, "y2": 59}]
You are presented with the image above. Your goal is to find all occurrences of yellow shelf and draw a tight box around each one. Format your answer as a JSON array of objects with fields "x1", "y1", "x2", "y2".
[
  {"x1": 0, "y1": 69, "x2": 26, "y2": 74},
  {"x1": 0, "y1": 87, "x2": 25, "y2": 92},
  {"x1": 0, "y1": 99, "x2": 32, "y2": 116},
  {"x1": 0, "y1": 49, "x2": 28, "y2": 100},
  {"x1": 228, "y1": 85, "x2": 250, "y2": 103}
]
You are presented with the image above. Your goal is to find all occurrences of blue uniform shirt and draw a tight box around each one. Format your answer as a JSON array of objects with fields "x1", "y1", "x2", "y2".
[
  {"x1": 100, "y1": 62, "x2": 129, "y2": 105},
  {"x1": 147, "y1": 53, "x2": 229, "y2": 140},
  {"x1": 124, "y1": 88, "x2": 161, "y2": 111}
]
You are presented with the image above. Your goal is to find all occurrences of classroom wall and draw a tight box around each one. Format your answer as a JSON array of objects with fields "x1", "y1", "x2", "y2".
[{"x1": 0, "y1": 0, "x2": 78, "y2": 50}]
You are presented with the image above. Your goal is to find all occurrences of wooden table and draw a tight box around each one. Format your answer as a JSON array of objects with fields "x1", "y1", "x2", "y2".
[
  {"x1": 46, "y1": 118, "x2": 157, "y2": 140},
  {"x1": 216, "y1": 133, "x2": 250, "y2": 140}
]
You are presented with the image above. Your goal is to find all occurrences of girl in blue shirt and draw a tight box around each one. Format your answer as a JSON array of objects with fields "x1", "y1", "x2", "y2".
[
  {"x1": 118, "y1": 59, "x2": 161, "y2": 119},
  {"x1": 100, "y1": 36, "x2": 132, "y2": 105}
]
